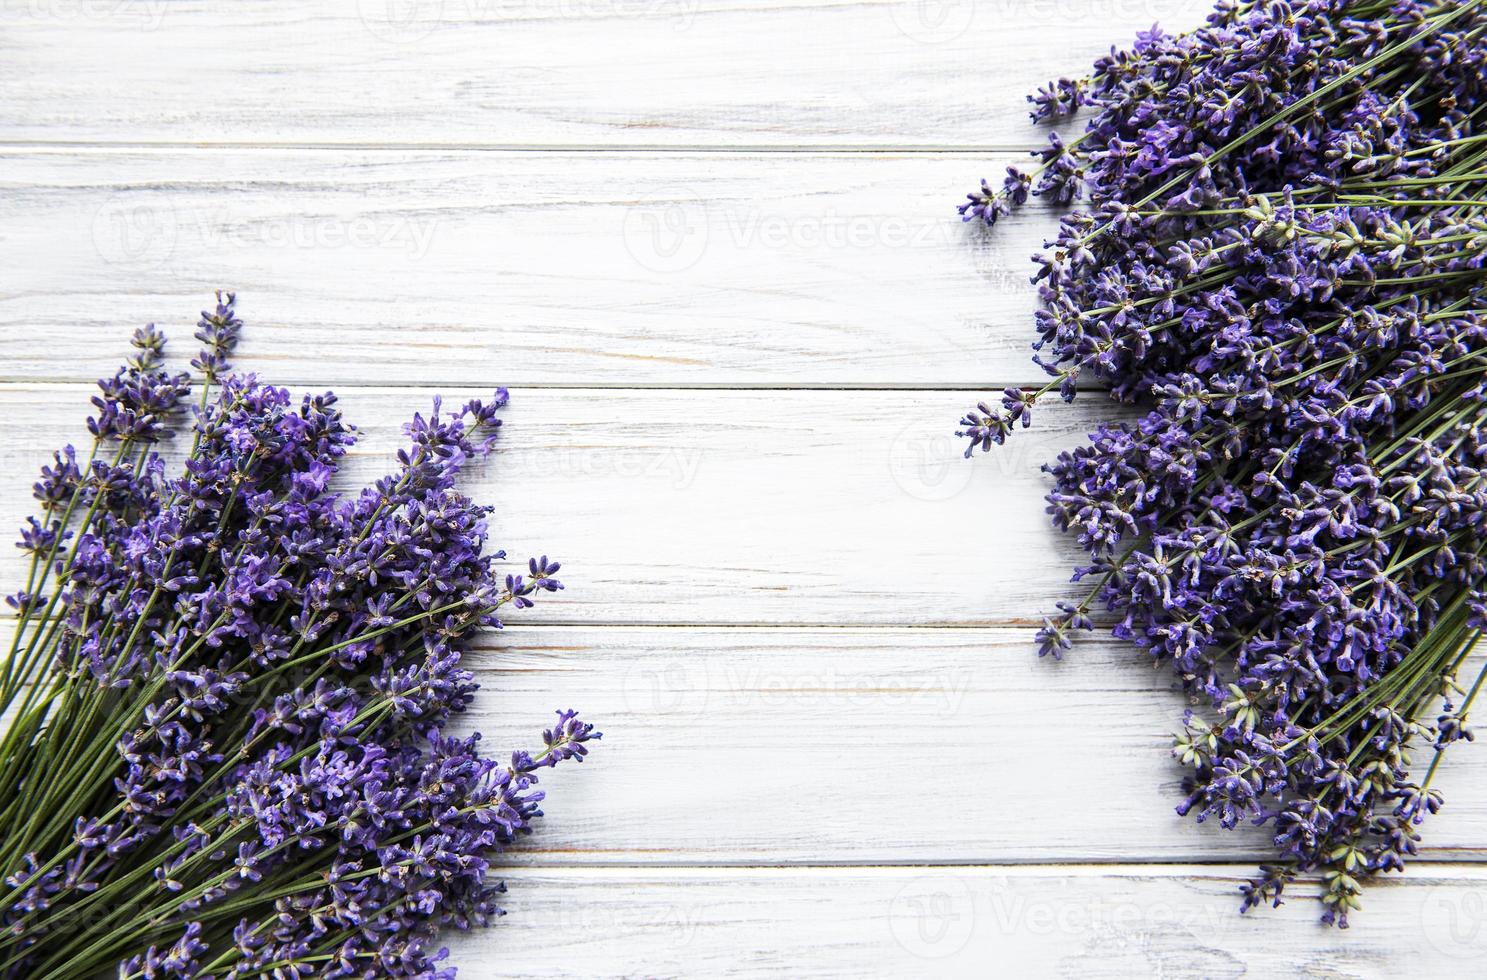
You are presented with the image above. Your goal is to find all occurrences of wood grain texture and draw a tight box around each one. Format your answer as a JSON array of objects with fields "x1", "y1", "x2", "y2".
[
  {"x1": 7, "y1": 1, "x2": 1484, "y2": 970},
  {"x1": 1, "y1": 1, "x2": 1204, "y2": 149},
  {"x1": 10, "y1": 622, "x2": 1483, "y2": 866},
  {"x1": 3, "y1": 149, "x2": 1075, "y2": 387},
  {"x1": 446, "y1": 864, "x2": 1487, "y2": 976},
  {"x1": 7, "y1": 388, "x2": 1487, "y2": 869},
  {"x1": 442, "y1": 626, "x2": 1487, "y2": 865},
  {"x1": 0, "y1": 384, "x2": 1134, "y2": 626}
]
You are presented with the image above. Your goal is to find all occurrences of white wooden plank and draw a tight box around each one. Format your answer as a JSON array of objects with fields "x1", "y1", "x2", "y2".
[
  {"x1": 448, "y1": 864, "x2": 1487, "y2": 976},
  {"x1": 1, "y1": 1, "x2": 1206, "y2": 148},
  {"x1": 3, "y1": 618, "x2": 1485, "y2": 866},
  {"x1": 452, "y1": 626, "x2": 1487, "y2": 865},
  {"x1": 0, "y1": 384, "x2": 1129, "y2": 626},
  {"x1": 2, "y1": 149, "x2": 1066, "y2": 387},
  {"x1": 9, "y1": 0, "x2": 1480, "y2": 964}
]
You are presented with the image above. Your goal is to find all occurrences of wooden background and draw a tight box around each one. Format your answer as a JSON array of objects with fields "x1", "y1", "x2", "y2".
[{"x1": 5, "y1": 1, "x2": 1487, "y2": 974}]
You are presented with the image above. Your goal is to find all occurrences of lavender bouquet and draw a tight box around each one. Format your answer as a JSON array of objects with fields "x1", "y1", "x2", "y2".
[
  {"x1": 959, "y1": 0, "x2": 1487, "y2": 923},
  {"x1": 0, "y1": 295, "x2": 596, "y2": 976}
]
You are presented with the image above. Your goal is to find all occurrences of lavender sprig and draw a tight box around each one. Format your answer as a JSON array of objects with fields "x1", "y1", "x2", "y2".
[
  {"x1": 0, "y1": 298, "x2": 597, "y2": 977},
  {"x1": 961, "y1": 0, "x2": 1487, "y2": 924}
]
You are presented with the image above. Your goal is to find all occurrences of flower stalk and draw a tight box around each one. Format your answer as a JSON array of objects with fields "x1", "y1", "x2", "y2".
[
  {"x1": 0, "y1": 297, "x2": 597, "y2": 977},
  {"x1": 960, "y1": 0, "x2": 1487, "y2": 924}
]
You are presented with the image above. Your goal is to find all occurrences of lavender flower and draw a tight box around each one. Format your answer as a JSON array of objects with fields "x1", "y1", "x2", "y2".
[
  {"x1": 960, "y1": 0, "x2": 1487, "y2": 924},
  {"x1": 0, "y1": 296, "x2": 597, "y2": 977}
]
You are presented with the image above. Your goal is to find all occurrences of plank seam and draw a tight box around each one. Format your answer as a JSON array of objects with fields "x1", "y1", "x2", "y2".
[
  {"x1": 476, "y1": 859, "x2": 1487, "y2": 872},
  {"x1": 0, "y1": 380, "x2": 1107, "y2": 394},
  {"x1": 0, "y1": 141, "x2": 1051, "y2": 154}
]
